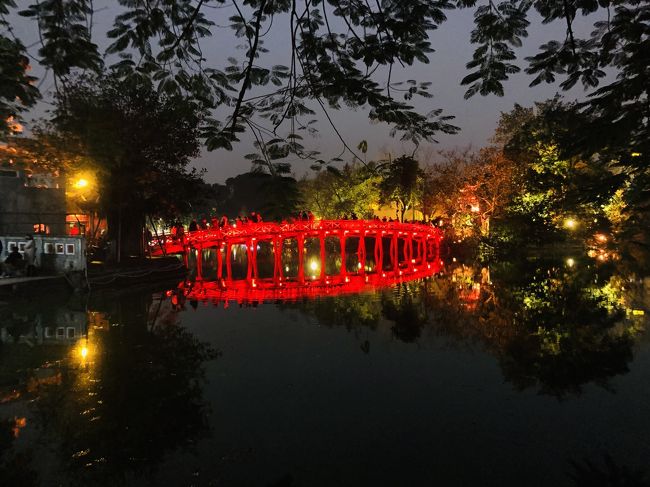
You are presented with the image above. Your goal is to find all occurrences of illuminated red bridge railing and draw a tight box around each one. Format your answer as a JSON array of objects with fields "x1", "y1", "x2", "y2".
[{"x1": 152, "y1": 219, "x2": 443, "y2": 285}]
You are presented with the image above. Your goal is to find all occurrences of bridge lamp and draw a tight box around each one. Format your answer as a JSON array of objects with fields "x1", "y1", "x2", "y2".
[{"x1": 310, "y1": 260, "x2": 319, "y2": 272}]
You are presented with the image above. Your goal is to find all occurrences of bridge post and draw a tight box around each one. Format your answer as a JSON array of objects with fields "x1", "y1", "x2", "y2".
[
  {"x1": 226, "y1": 243, "x2": 232, "y2": 280},
  {"x1": 252, "y1": 238, "x2": 259, "y2": 279},
  {"x1": 196, "y1": 245, "x2": 203, "y2": 281},
  {"x1": 183, "y1": 245, "x2": 189, "y2": 269},
  {"x1": 420, "y1": 237, "x2": 427, "y2": 263},
  {"x1": 217, "y1": 243, "x2": 223, "y2": 279},
  {"x1": 246, "y1": 238, "x2": 253, "y2": 281},
  {"x1": 274, "y1": 237, "x2": 283, "y2": 282},
  {"x1": 319, "y1": 232, "x2": 326, "y2": 280},
  {"x1": 407, "y1": 235, "x2": 414, "y2": 270},
  {"x1": 297, "y1": 234, "x2": 305, "y2": 283},
  {"x1": 391, "y1": 233, "x2": 398, "y2": 271},
  {"x1": 340, "y1": 235, "x2": 346, "y2": 278},
  {"x1": 375, "y1": 235, "x2": 383, "y2": 272},
  {"x1": 358, "y1": 235, "x2": 366, "y2": 275}
]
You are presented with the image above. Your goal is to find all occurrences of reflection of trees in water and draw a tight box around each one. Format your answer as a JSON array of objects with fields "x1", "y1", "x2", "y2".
[
  {"x1": 29, "y1": 291, "x2": 220, "y2": 486},
  {"x1": 380, "y1": 282, "x2": 430, "y2": 343},
  {"x1": 285, "y1": 293, "x2": 383, "y2": 331},
  {"x1": 451, "y1": 260, "x2": 643, "y2": 397},
  {"x1": 568, "y1": 453, "x2": 650, "y2": 487},
  {"x1": 496, "y1": 262, "x2": 635, "y2": 397},
  {"x1": 292, "y1": 258, "x2": 645, "y2": 397}
]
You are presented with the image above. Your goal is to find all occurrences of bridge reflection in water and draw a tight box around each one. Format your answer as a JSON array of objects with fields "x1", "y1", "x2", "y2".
[{"x1": 153, "y1": 220, "x2": 444, "y2": 304}]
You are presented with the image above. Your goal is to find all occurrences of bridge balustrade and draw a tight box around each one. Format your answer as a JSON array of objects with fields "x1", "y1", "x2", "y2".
[{"x1": 151, "y1": 219, "x2": 443, "y2": 285}]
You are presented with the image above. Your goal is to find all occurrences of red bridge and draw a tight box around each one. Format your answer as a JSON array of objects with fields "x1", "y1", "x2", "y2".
[{"x1": 151, "y1": 219, "x2": 443, "y2": 286}]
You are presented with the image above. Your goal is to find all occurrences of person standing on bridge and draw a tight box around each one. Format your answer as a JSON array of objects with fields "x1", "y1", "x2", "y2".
[
  {"x1": 24, "y1": 235, "x2": 36, "y2": 276},
  {"x1": 175, "y1": 221, "x2": 185, "y2": 241},
  {"x1": 189, "y1": 220, "x2": 198, "y2": 232}
]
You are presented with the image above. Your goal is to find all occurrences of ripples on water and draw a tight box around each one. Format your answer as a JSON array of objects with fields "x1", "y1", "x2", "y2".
[{"x1": 0, "y1": 255, "x2": 649, "y2": 486}]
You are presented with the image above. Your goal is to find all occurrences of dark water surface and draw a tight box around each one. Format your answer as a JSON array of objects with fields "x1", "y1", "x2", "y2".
[{"x1": 1, "y1": 256, "x2": 649, "y2": 486}]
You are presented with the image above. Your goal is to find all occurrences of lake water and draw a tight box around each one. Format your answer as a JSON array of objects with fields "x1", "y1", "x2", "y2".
[{"x1": 1, "y1": 255, "x2": 649, "y2": 486}]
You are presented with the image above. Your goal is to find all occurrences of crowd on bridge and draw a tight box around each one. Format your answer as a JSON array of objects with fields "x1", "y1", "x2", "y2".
[{"x1": 156, "y1": 210, "x2": 443, "y2": 245}]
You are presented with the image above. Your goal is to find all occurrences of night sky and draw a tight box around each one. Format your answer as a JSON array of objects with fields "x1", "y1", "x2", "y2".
[{"x1": 10, "y1": 2, "x2": 599, "y2": 183}]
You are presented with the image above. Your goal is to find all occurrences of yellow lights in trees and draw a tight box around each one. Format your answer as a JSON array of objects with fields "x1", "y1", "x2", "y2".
[{"x1": 563, "y1": 218, "x2": 578, "y2": 230}]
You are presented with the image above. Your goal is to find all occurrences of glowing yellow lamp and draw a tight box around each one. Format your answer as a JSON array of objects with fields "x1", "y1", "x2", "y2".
[{"x1": 564, "y1": 218, "x2": 577, "y2": 230}]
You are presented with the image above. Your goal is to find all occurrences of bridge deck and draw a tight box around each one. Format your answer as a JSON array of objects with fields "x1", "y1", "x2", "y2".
[{"x1": 151, "y1": 219, "x2": 442, "y2": 255}]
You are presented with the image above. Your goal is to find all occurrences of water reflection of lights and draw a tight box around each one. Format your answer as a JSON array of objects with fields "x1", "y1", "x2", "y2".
[{"x1": 171, "y1": 261, "x2": 443, "y2": 305}]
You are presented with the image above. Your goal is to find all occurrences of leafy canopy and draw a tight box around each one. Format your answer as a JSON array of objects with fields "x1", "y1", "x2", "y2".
[{"x1": 2, "y1": 0, "x2": 646, "y2": 175}]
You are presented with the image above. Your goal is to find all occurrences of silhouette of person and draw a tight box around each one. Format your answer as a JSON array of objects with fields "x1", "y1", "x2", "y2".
[{"x1": 24, "y1": 235, "x2": 36, "y2": 276}]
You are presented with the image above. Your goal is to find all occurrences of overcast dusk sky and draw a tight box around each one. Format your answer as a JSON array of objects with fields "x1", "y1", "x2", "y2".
[{"x1": 10, "y1": 2, "x2": 599, "y2": 183}]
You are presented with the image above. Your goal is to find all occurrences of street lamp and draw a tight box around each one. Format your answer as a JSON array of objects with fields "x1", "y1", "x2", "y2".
[{"x1": 74, "y1": 178, "x2": 89, "y2": 189}]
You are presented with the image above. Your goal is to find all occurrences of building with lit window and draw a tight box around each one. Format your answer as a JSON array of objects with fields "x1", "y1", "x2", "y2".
[{"x1": 0, "y1": 167, "x2": 66, "y2": 235}]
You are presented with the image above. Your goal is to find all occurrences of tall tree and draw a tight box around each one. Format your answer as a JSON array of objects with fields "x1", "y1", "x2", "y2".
[
  {"x1": 51, "y1": 73, "x2": 204, "y2": 260},
  {"x1": 497, "y1": 99, "x2": 627, "y2": 243},
  {"x1": 301, "y1": 162, "x2": 382, "y2": 219},
  {"x1": 380, "y1": 155, "x2": 423, "y2": 222}
]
